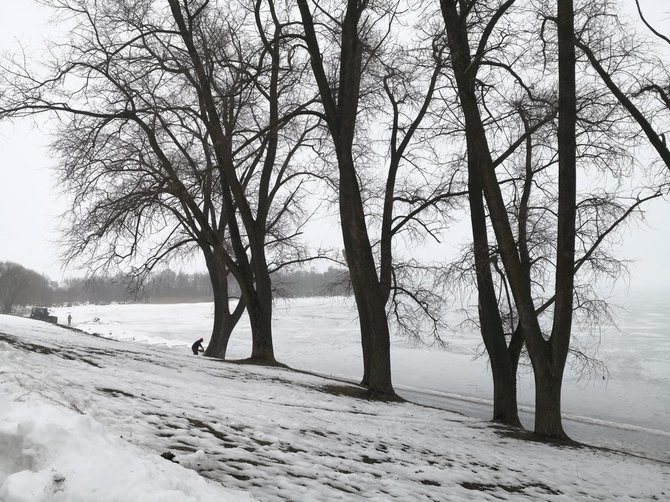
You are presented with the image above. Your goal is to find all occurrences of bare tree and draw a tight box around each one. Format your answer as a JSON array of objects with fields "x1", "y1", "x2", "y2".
[
  {"x1": 1, "y1": 0, "x2": 319, "y2": 362},
  {"x1": 437, "y1": 0, "x2": 667, "y2": 437},
  {"x1": 293, "y1": 0, "x2": 401, "y2": 397},
  {"x1": 293, "y1": 0, "x2": 467, "y2": 397},
  {"x1": 573, "y1": 2, "x2": 670, "y2": 172}
]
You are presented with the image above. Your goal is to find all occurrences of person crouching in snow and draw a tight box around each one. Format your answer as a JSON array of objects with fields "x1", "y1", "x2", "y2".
[{"x1": 191, "y1": 337, "x2": 205, "y2": 355}]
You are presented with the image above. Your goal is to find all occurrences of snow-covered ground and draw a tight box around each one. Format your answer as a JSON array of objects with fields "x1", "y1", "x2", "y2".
[
  {"x1": 1, "y1": 297, "x2": 669, "y2": 501},
  {"x1": 52, "y1": 296, "x2": 670, "y2": 450}
]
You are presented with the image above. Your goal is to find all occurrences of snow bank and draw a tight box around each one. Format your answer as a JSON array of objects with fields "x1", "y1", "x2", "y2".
[
  {"x1": 0, "y1": 399, "x2": 251, "y2": 502},
  {"x1": 1, "y1": 310, "x2": 668, "y2": 501}
]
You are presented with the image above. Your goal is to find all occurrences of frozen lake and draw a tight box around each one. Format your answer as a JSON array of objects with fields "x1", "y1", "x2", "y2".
[{"x1": 51, "y1": 293, "x2": 670, "y2": 461}]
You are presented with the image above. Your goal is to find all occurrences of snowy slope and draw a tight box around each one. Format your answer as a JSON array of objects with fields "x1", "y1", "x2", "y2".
[
  {"x1": 1, "y1": 314, "x2": 668, "y2": 501},
  {"x1": 53, "y1": 298, "x2": 670, "y2": 450}
]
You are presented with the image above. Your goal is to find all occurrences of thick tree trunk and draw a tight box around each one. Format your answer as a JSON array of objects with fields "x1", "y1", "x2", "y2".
[
  {"x1": 533, "y1": 361, "x2": 567, "y2": 439},
  {"x1": 296, "y1": 0, "x2": 395, "y2": 398},
  {"x1": 359, "y1": 323, "x2": 371, "y2": 387},
  {"x1": 473, "y1": 194, "x2": 521, "y2": 427},
  {"x1": 441, "y1": 0, "x2": 521, "y2": 426},
  {"x1": 491, "y1": 365, "x2": 520, "y2": 425},
  {"x1": 202, "y1": 250, "x2": 246, "y2": 359},
  {"x1": 340, "y1": 153, "x2": 395, "y2": 397},
  {"x1": 168, "y1": 0, "x2": 277, "y2": 365},
  {"x1": 531, "y1": 0, "x2": 577, "y2": 439},
  {"x1": 245, "y1": 285, "x2": 276, "y2": 363},
  {"x1": 204, "y1": 296, "x2": 234, "y2": 359}
]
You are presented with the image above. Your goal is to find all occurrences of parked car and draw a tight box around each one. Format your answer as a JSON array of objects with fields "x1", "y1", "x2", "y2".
[{"x1": 29, "y1": 307, "x2": 58, "y2": 324}]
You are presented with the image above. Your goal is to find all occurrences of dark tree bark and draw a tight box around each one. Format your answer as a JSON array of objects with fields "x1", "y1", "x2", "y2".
[
  {"x1": 441, "y1": 0, "x2": 576, "y2": 438},
  {"x1": 203, "y1": 248, "x2": 246, "y2": 359},
  {"x1": 440, "y1": 0, "x2": 521, "y2": 427},
  {"x1": 531, "y1": 0, "x2": 577, "y2": 439},
  {"x1": 297, "y1": 0, "x2": 396, "y2": 398},
  {"x1": 167, "y1": 0, "x2": 312, "y2": 364}
]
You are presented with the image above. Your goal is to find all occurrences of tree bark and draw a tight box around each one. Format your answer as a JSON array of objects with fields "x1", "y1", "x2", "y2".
[
  {"x1": 339, "y1": 148, "x2": 394, "y2": 396},
  {"x1": 533, "y1": 360, "x2": 567, "y2": 438},
  {"x1": 530, "y1": 0, "x2": 577, "y2": 439},
  {"x1": 297, "y1": 0, "x2": 396, "y2": 398},
  {"x1": 168, "y1": 0, "x2": 278, "y2": 364},
  {"x1": 203, "y1": 250, "x2": 246, "y2": 359},
  {"x1": 245, "y1": 287, "x2": 276, "y2": 363},
  {"x1": 441, "y1": 0, "x2": 521, "y2": 427}
]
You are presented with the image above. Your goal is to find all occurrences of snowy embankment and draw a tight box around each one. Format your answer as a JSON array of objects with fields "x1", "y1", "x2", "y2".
[
  {"x1": 51, "y1": 297, "x2": 670, "y2": 461},
  {"x1": 1, "y1": 315, "x2": 668, "y2": 501}
]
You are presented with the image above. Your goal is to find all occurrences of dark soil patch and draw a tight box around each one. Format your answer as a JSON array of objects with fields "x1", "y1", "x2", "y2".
[
  {"x1": 187, "y1": 417, "x2": 238, "y2": 449},
  {"x1": 0, "y1": 333, "x2": 101, "y2": 367},
  {"x1": 301, "y1": 428, "x2": 328, "y2": 438},
  {"x1": 97, "y1": 387, "x2": 136, "y2": 398},
  {"x1": 494, "y1": 427, "x2": 583, "y2": 449},
  {"x1": 223, "y1": 357, "x2": 290, "y2": 369},
  {"x1": 461, "y1": 481, "x2": 561, "y2": 495},
  {"x1": 323, "y1": 482, "x2": 361, "y2": 494},
  {"x1": 321, "y1": 383, "x2": 405, "y2": 403},
  {"x1": 361, "y1": 455, "x2": 383, "y2": 464},
  {"x1": 321, "y1": 384, "x2": 370, "y2": 399},
  {"x1": 169, "y1": 444, "x2": 199, "y2": 453}
]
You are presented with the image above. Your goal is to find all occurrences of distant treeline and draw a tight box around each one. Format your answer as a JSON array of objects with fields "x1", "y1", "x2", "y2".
[{"x1": 0, "y1": 261, "x2": 350, "y2": 313}]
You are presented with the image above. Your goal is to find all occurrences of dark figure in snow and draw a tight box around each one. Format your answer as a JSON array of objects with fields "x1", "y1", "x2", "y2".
[
  {"x1": 67, "y1": 314, "x2": 72, "y2": 327},
  {"x1": 191, "y1": 337, "x2": 205, "y2": 355}
]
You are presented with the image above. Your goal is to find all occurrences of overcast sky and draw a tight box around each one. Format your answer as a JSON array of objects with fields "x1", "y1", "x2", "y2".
[{"x1": 0, "y1": 0, "x2": 668, "y2": 294}]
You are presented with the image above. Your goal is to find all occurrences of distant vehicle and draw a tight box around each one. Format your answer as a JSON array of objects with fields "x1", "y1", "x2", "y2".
[{"x1": 30, "y1": 307, "x2": 58, "y2": 324}]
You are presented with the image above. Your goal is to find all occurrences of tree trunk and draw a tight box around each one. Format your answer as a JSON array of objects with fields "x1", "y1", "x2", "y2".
[
  {"x1": 359, "y1": 321, "x2": 371, "y2": 387},
  {"x1": 296, "y1": 0, "x2": 396, "y2": 398},
  {"x1": 245, "y1": 285, "x2": 276, "y2": 363},
  {"x1": 441, "y1": 0, "x2": 521, "y2": 426},
  {"x1": 204, "y1": 296, "x2": 234, "y2": 359},
  {"x1": 202, "y1": 249, "x2": 246, "y2": 359},
  {"x1": 340, "y1": 154, "x2": 395, "y2": 397},
  {"x1": 491, "y1": 364, "x2": 520, "y2": 425},
  {"x1": 533, "y1": 360, "x2": 567, "y2": 438},
  {"x1": 532, "y1": 0, "x2": 577, "y2": 440},
  {"x1": 474, "y1": 207, "x2": 521, "y2": 427},
  {"x1": 168, "y1": 0, "x2": 277, "y2": 365}
]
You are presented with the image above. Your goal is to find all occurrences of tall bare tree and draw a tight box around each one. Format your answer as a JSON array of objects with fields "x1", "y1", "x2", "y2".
[
  {"x1": 1, "y1": 0, "x2": 319, "y2": 362},
  {"x1": 294, "y1": 0, "x2": 400, "y2": 397},
  {"x1": 438, "y1": 0, "x2": 666, "y2": 436}
]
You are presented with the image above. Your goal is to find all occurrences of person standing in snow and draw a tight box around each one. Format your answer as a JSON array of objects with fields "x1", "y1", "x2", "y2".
[
  {"x1": 68, "y1": 314, "x2": 72, "y2": 327},
  {"x1": 191, "y1": 337, "x2": 205, "y2": 355}
]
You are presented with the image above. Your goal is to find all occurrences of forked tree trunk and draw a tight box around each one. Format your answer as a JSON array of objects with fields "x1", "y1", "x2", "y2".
[
  {"x1": 530, "y1": 0, "x2": 577, "y2": 439},
  {"x1": 203, "y1": 250, "x2": 246, "y2": 359},
  {"x1": 441, "y1": 0, "x2": 521, "y2": 426},
  {"x1": 296, "y1": 0, "x2": 396, "y2": 399},
  {"x1": 205, "y1": 277, "x2": 246, "y2": 359},
  {"x1": 168, "y1": 0, "x2": 277, "y2": 365}
]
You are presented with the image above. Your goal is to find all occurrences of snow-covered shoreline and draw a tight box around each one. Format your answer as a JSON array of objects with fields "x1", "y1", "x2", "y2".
[
  {"x1": 1, "y1": 313, "x2": 669, "y2": 501},
  {"x1": 52, "y1": 297, "x2": 670, "y2": 434}
]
